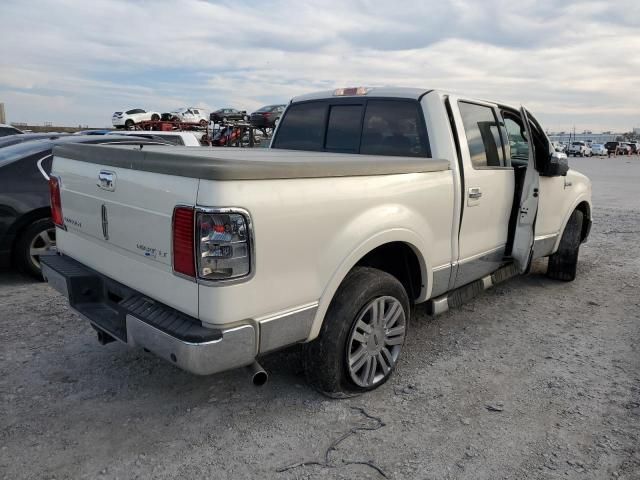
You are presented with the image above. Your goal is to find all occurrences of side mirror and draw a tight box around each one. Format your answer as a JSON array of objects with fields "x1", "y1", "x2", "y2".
[{"x1": 544, "y1": 151, "x2": 569, "y2": 177}]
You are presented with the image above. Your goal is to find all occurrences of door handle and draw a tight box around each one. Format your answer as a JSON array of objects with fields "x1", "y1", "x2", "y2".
[{"x1": 468, "y1": 187, "x2": 483, "y2": 199}]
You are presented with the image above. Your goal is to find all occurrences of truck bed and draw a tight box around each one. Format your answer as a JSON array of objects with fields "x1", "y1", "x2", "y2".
[{"x1": 53, "y1": 144, "x2": 450, "y2": 181}]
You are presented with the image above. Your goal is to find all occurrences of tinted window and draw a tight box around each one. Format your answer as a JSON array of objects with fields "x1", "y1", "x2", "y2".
[
  {"x1": 0, "y1": 127, "x2": 22, "y2": 137},
  {"x1": 272, "y1": 102, "x2": 326, "y2": 151},
  {"x1": 325, "y1": 105, "x2": 363, "y2": 152},
  {"x1": 459, "y1": 102, "x2": 504, "y2": 168},
  {"x1": 360, "y1": 100, "x2": 428, "y2": 157},
  {"x1": 126, "y1": 109, "x2": 145, "y2": 115}
]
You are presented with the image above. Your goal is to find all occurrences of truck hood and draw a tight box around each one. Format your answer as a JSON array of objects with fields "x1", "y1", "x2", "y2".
[{"x1": 53, "y1": 144, "x2": 450, "y2": 181}]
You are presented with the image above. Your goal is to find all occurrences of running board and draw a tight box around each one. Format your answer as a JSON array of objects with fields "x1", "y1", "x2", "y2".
[{"x1": 426, "y1": 263, "x2": 519, "y2": 315}]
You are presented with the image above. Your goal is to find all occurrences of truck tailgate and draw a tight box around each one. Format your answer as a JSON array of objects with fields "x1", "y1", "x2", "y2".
[{"x1": 52, "y1": 146, "x2": 200, "y2": 317}]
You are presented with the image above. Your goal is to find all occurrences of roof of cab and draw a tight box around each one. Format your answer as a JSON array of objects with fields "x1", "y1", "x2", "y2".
[
  {"x1": 290, "y1": 87, "x2": 520, "y2": 111},
  {"x1": 291, "y1": 87, "x2": 432, "y2": 103}
]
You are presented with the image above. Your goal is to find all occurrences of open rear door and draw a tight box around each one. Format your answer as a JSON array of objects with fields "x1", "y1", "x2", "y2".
[{"x1": 510, "y1": 107, "x2": 540, "y2": 273}]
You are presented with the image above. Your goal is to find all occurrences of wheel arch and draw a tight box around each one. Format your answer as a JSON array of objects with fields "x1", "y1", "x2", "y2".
[
  {"x1": 306, "y1": 230, "x2": 432, "y2": 342},
  {"x1": 553, "y1": 196, "x2": 592, "y2": 252},
  {"x1": 7, "y1": 207, "x2": 52, "y2": 261}
]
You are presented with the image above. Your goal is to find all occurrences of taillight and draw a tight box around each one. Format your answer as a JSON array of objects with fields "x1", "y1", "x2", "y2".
[
  {"x1": 49, "y1": 176, "x2": 64, "y2": 227},
  {"x1": 172, "y1": 206, "x2": 196, "y2": 279},
  {"x1": 196, "y1": 209, "x2": 252, "y2": 282}
]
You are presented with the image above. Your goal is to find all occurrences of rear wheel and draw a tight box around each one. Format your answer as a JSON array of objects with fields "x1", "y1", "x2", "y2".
[
  {"x1": 16, "y1": 218, "x2": 56, "y2": 279},
  {"x1": 150, "y1": 114, "x2": 160, "y2": 121},
  {"x1": 304, "y1": 267, "x2": 409, "y2": 397},
  {"x1": 547, "y1": 210, "x2": 583, "y2": 282}
]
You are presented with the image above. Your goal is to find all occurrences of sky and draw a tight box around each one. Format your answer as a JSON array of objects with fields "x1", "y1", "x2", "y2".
[{"x1": 0, "y1": 0, "x2": 638, "y2": 132}]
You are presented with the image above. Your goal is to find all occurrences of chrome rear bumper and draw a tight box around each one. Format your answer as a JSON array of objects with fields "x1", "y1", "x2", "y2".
[{"x1": 41, "y1": 254, "x2": 256, "y2": 375}]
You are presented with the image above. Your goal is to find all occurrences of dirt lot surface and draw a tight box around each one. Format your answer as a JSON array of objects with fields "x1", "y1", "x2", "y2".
[{"x1": 1, "y1": 156, "x2": 639, "y2": 480}]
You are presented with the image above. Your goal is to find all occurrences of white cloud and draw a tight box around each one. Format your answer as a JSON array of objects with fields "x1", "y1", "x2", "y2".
[{"x1": 0, "y1": 0, "x2": 638, "y2": 130}]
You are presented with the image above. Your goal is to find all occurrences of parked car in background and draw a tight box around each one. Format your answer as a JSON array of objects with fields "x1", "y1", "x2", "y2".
[
  {"x1": 0, "y1": 123, "x2": 24, "y2": 137},
  {"x1": 605, "y1": 141, "x2": 620, "y2": 154},
  {"x1": 166, "y1": 107, "x2": 209, "y2": 126},
  {"x1": 627, "y1": 142, "x2": 640, "y2": 154},
  {"x1": 106, "y1": 130, "x2": 203, "y2": 146},
  {"x1": 209, "y1": 108, "x2": 247, "y2": 123},
  {"x1": 0, "y1": 135, "x2": 174, "y2": 278},
  {"x1": 551, "y1": 141, "x2": 566, "y2": 153},
  {"x1": 567, "y1": 141, "x2": 592, "y2": 157},
  {"x1": 250, "y1": 104, "x2": 287, "y2": 130},
  {"x1": 0, "y1": 133, "x2": 70, "y2": 149},
  {"x1": 617, "y1": 143, "x2": 632, "y2": 155},
  {"x1": 590, "y1": 143, "x2": 607, "y2": 156},
  {"x1": 112, "y1": 109, "x2": 161, "y2": 129},
  {"x1": 73, "y1": 129, "x2": 113, "y2": 135}
]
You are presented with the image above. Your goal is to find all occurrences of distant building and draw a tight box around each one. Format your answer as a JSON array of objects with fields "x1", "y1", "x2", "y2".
[{"x1": 548, "y1": 132, "x2": 619, "y2": 143}]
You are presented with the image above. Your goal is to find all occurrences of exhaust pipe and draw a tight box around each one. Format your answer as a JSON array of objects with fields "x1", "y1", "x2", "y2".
[{"x1": 246, "y1": 361, "x2": 268, "y2": 386}]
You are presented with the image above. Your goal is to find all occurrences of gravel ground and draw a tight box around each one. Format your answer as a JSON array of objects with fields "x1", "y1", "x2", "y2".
[{"x1": 1, "y1": 156, "x2": 639, "y2": 480}]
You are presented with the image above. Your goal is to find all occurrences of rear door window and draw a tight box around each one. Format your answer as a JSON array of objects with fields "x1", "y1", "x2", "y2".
[{"x1": 458, "y1": 101, "x2": 506, "y2": 168}]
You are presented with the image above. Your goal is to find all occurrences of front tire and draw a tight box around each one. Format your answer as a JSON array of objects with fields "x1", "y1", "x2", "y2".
[
  {"x1": 124, "y1": 119, "x2": 134, "y2": 130},
  {"x1": 304, "y1": 267, "x2": 410, "y2": 397},
  {"x1": 547, "y1": 210, "x2": 583, "y2": 282},
  {"x1": 16, "y1": 218, "x2": 56, "y2": 279},
  {"x1": 150, "y1": 114, "x2": 160, "y2": 122}
]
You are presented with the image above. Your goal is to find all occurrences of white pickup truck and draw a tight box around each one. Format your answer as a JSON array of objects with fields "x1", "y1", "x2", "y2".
[
  {"x1": 42, "y1": 87, "x2": 592, "y2": 397},
  {"x1": 567, "y1": 141, "x2": 592, "y2": 157}
]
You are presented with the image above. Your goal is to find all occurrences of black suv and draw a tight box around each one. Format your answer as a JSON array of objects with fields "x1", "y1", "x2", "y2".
[{"x1": 605, "y1": 141, "x2": 620, "y2": 154}]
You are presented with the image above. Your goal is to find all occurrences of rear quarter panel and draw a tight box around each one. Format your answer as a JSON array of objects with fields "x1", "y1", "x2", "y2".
[{"x1": 197, "y1": 171, "x2": 454, "y2": 339}]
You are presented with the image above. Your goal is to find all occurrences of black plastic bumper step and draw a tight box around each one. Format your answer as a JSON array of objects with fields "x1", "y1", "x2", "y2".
[{"x1": 41, "y1": 254, "x2": 222, "y2": 344}]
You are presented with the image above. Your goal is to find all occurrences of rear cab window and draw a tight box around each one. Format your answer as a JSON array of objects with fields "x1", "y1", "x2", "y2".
[{"x1": 273, "y1": 98, "x2": 430, "y2": 157}]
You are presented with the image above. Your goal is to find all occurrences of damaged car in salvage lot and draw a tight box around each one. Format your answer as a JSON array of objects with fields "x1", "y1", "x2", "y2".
[
  {"x1": 112, "y1": 108, "x2": 161, "y2": 129},
  {"x1": 41, "y1": 87, "x2": 592, "y2": 396}
]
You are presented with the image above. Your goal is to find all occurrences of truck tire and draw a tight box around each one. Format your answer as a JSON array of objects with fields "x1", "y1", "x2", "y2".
[
  {"x1": 304, "y1": 267, "x2": 410, "y2": 397},
  {"x1": 547, "y1": 209, "x2": 583, "y2": 282},
  {"x1": 15, "y1": 218, "x2": 56, "y2": 280}
]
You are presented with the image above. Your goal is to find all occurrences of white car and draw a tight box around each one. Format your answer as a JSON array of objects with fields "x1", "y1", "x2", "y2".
[
  {"x1": 43, "y1": 87, "x2": 592, "y2": 396},
  {"x1": 112, "y1": 109, "x2": 161, "y2": 129},
  {"x1": 106, "y1": 130, "x2": 202, "y2": 146},
  {"x1": 567, "y1": 141, "x2": 592, "y2": 157},
  {"x1": 168, "y1": 107, "x2": 209, "y2": 126},
  {"x1": 591, "y1": 144, "x2": 607, "y2": 156}
]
